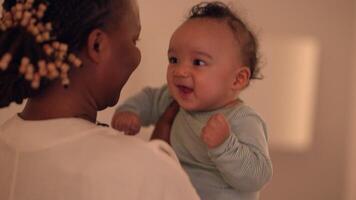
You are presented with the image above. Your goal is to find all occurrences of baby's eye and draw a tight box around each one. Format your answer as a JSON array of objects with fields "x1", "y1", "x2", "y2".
[
  {"x1": 193, "y1": 59, "x2": 206, "y2": 66},
  {"x1": 168, "y1": 56, "x2": 178, "y2": 64}
]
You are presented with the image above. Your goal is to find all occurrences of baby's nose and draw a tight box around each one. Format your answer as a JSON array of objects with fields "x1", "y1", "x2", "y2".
[{"x1": 173, "y1": 65, "x2": 190, "y2": 77}]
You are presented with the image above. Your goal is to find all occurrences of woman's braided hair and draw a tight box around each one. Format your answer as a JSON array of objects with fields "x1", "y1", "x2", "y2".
[
  {"x1": 188, "y1": 1, "x2": 261, "y2": 80},
  {"x1": 0, "y1": 0, "x2": 127, "y2": 108}
]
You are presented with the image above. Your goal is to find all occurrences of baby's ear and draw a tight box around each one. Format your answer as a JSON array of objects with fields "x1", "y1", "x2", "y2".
[
  {"x1": 86, "y1": 29, "x2": 111, "y2": 64},
  {"x1": 232, "y1": 66, "x2": 251, "y2": 90}
]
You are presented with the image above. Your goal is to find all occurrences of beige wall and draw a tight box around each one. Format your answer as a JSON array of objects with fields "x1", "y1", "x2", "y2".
[
  {"x1": 249, "y1": 0, "x2": 353, "y2": 199},
  {"x1": 346, "y1": 1, "x2": 356, "y2": 199},
  {"x1": 0, "y1": 0, "x2": 355, "y2": 199}
]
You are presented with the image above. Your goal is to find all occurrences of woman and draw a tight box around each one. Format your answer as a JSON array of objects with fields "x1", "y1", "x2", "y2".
[{"x1": 0, "y1": 0, "x2": 199, "y2": 199}]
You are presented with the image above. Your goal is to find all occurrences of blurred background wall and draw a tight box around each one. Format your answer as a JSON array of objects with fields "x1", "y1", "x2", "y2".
[
  {"x1": 346, "y1": 1, "x2": 356, "y2": 199},
  {"x1": 0, "y1": 0, "x2": 355, "y2": 199}
]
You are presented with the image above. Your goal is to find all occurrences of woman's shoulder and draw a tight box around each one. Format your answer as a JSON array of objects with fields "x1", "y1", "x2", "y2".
[
  {"x1": 76, "y1": 127, "x2": 182, "y2": 172},
  {"x1": 75, "y1": 128, "x2": 200, "y2": 199},
  {"x1": 89, "y1": 127, "x2": 179, "y2": 163},
  {"x1": 1, "y1": 117, "x2": 199, "y2": 200}
]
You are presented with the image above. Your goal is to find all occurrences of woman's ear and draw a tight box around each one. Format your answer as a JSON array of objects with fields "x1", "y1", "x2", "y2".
[
  {"x1": 232, "y1": 66, "x2": 251, "y2": 90},
  {"x1": 86, "y1": 29, "x2": 111, "y2": 64}
]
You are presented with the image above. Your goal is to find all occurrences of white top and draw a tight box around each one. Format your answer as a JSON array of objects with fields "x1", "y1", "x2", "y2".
[{"x1": 0, "y1": 115, "x2": 200, "y2": 200}]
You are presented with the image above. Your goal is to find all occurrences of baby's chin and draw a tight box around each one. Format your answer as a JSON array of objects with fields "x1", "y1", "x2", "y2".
[
  {"x1": 176, "y1": 99, "x2": 229, "y2": 112},
  {"x1": 171, "y1": 97, "x2": 192, "y2": 111},
  {"x1": 174, "y1": 99, "x2": 206, "y2": 112}
]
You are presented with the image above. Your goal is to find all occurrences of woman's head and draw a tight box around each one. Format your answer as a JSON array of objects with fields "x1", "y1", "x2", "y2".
[
  {"x1": 2, "y1": 0, "x2": 130, "y2": 53},
  {"x1": 0, "y1": 0, "x2": 141, "y2": 110},
  {"x1": 80, "y1": 0, "x2": 141, "y2": 110}
]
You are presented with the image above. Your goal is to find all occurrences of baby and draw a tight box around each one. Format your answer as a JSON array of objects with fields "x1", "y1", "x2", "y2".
[{"x1": 112, "y1": 2, "x2": 272, "y2": 200}]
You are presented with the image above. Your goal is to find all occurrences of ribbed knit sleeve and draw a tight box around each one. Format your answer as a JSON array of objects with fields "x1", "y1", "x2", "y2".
[
  {"x1": 207, "y1": 110, "x2": 273, "y2": 192},
  {"x1": 116, "y1": 85, "x2": 173, "y2": 126}
]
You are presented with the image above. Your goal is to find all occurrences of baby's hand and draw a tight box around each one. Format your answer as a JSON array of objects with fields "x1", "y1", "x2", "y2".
[
  {"x1": 111, "y1": 111, "x2": 141, "y2": 135},
  {"x1": 201, "y1": 113, "x2": 230, "y2": 149}
]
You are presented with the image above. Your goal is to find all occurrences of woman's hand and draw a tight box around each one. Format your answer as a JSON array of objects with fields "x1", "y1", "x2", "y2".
[
  {"x1": 151, "y1": 101, "x2": 180, "y2": 144},
  {"x1": 111, "y1": 111, "x2": 141, "y2": 135}
]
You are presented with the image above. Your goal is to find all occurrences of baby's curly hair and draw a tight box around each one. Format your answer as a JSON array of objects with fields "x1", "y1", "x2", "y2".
[{"x1": 188, "y1": 1, "x2": 261, "y2": 80}]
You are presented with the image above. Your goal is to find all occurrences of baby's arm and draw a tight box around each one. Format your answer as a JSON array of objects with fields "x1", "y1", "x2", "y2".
[
  {"x1": 111, "y1": 85, "x2": 172, "y2": 134},
  {"x1": 202, "y1": 114, "x2": 273, "y2": 192}
]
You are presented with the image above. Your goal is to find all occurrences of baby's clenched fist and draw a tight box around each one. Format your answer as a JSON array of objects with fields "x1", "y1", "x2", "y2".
[
  {"x1": 111, "y1": 111, "x2": 141, "y2": 135},
  {"x1": 201, "y1": 113, "x2": 230, "y2": 149}
]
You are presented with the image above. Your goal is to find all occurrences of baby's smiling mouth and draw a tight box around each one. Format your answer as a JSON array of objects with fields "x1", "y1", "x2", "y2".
[{"x1": 176, "y1": 84, "x2": 194, "y2": 95}]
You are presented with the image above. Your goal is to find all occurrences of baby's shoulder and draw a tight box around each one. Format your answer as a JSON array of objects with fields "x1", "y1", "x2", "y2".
[
  {"x1": 229, "y1": 104, "x2": 263, "y2": 120},
  {"x1": 227, "y1": 104, "x2": 266, "y2": 129}
]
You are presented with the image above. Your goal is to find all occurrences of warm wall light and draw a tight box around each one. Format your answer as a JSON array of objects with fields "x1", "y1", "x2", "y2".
[{"x1": 241, "y1": 35, "x2": 320, "y2": 153}]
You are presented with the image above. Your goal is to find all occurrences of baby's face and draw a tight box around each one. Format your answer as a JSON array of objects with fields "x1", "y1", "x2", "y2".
[{"x1": 167, "y1": 18, "x2": 243, "y2": 112}]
